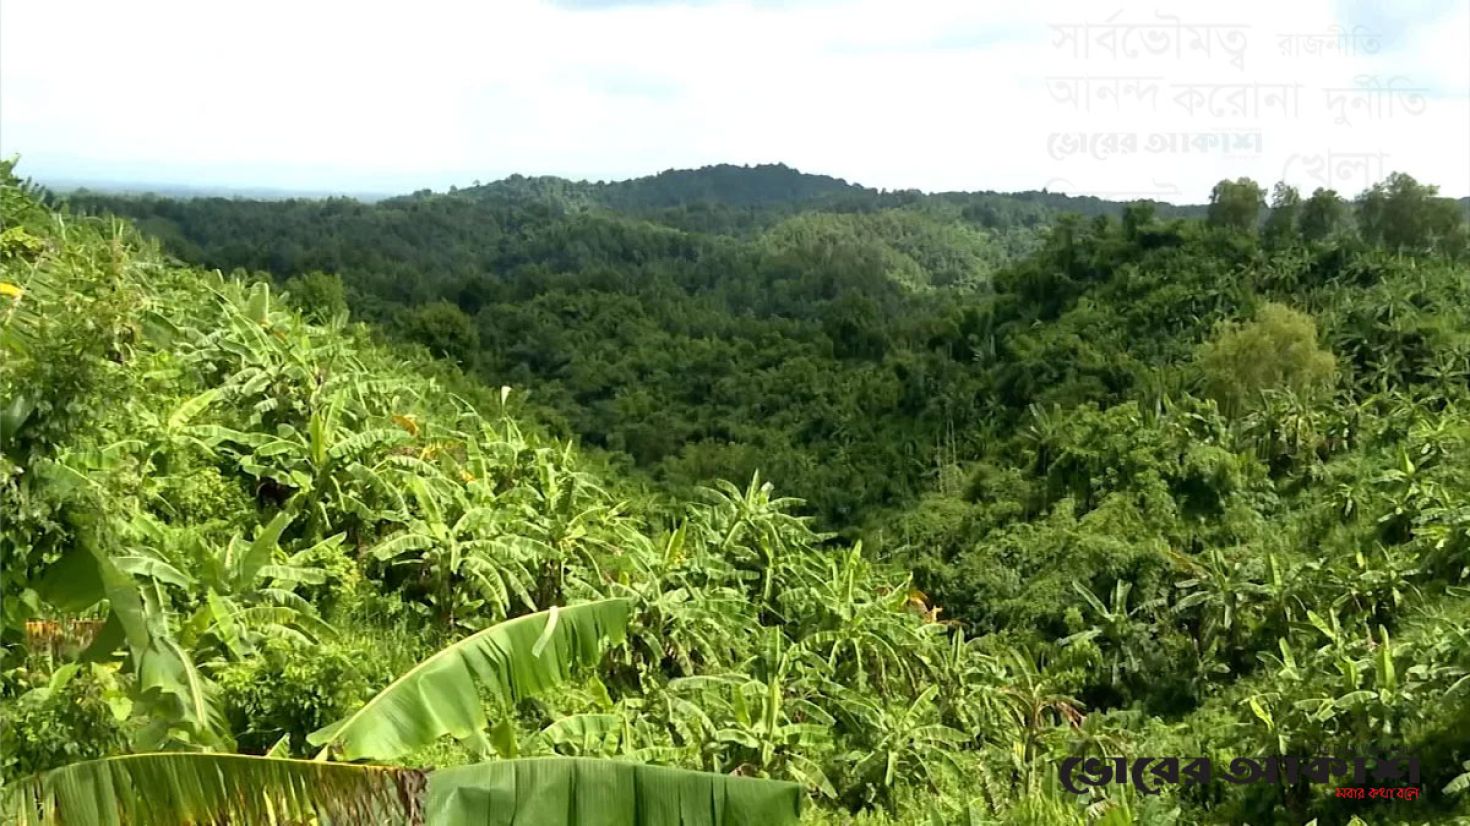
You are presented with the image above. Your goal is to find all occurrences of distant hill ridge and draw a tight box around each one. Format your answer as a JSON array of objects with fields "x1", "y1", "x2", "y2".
[
  {"x1": 458, "y1": 163, "x2": 867, "y2": 210},
  {"x1": 44, "y1": 163, "x2": 1470, "y2": 222},
  {"x1": 444, "y1": 163, "x2": 1206, "y2": 218}
]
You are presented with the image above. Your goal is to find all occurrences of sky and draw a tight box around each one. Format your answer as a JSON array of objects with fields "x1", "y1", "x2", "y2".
[{"x1": 2, "y1": 0, "x2": 1467, "y2": 203}]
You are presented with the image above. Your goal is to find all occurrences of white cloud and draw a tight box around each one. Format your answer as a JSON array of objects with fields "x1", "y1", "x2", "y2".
[{"x1": 2, "y1": 0, "x2": 1465, "y2": 201}]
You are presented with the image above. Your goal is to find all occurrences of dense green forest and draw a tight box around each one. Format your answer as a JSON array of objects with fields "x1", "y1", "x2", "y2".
[
  {"x1": 5, "y1": 159, "x2": 1470, "y2": 824},
  {"x1": 61, "y1": 165, "x2": 1210, "y2": 531}
]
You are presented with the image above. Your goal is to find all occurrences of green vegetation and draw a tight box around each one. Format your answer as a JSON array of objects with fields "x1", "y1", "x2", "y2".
[
  {"x1": 6, "y1": 159, "x2": 1470, "y2": 824},
  {"x1": 61, "y1": 165, "x2": 1203, "y2": 530}
]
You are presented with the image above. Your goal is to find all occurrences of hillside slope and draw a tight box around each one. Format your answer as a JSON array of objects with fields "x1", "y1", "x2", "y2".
[
  {"x1": 61, "y1": 167, "x2": 1059, "y2": 527},
  {"x1": 0, "y1": 160, "x2": 1055, "y2": 823},
  {"x1": 9, "y1": 163, "x2": 1470, "y2": 823}
]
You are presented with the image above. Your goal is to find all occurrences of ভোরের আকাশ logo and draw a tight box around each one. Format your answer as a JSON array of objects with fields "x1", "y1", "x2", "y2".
[{"x1": 1058, "y1": 755, "x2": 1421, "y2": 796}]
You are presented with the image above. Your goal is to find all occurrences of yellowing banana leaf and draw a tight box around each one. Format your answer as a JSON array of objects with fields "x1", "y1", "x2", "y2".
[{"x1": 1, "y1": 752, "x2": 425, "y2": 826}]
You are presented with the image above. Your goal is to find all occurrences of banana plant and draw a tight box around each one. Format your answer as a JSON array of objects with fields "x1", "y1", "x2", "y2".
[
  {"x1": 309, "y1": 599, "x2": 631, "y2": 762},
  {"x1": 1059, "y1": 579, "x2": 1164, "y2": 693},
  {"x1": 698, "y1": 472, "x2": 824, "y2": 614},
  {"x1": 131, "y1": 626, "x2": 233, "y2": 752},
  {"x1": 1416, "y1": 499, "x2": 1470, "y2": 581},
  {"x1": 425, "y1": 757, "x2": 802, "y2": 826},
  {"x1": 614, "y1": 522, "x2": 750, "y2": 679},
  {"x1": 367, "y1": 475, "x2": 538, "y2": 628},
  {"x1": 784, "y1": 545, "x2": 933, "y2": 695},
  {"x1": 1259, "y1": 550, "x2": 1310, "y2": 633},
  {"x1": 1, "y1": 752, "x2": 425, "y2": 826},
  {"x1": 188, "y1": 281, "x2": 361, "y2": 431},
  {"x1": 1171, "y1": 546, "x2": 1266, "y2": 652},
  {"x1": 20, "y1": 458, "x2": 233, "y2": 752},
  {"x1": 225, "y1": 396, "x2": 412, "y2": 535},
  {"x1": 1371, "y1": 445, "x2": 1444, "y2": 543},
  {"x1": 512, "y1": 454, "x2": 640, "y2": 607},
  {"x1": 668, "y1": 630, "x2": 836, "y2": 797},
  {"x1": 1447, "y1": 759, "x2": 1470, "y2": 797},
  {"x1": 994, "y1": 644, "x2": 1083, "y2": 788},
  {"x1": 534, "y1": 701, "x2": 681, "y2": 763},
  {"x1": 1247, "y1": 612, "x2": 1461, "y2": 761},
  {"x1": 831, "y1": 685, "x2": 967, "y2": 810},
  {"x1": 1241, "y1": 387, "x2": 1327, "y2": 468},
  {"x1": 121, "y1": 511, "x2": 334, "y2": 660},
  {"x1": 4, "y1": 752, "x2": 806, "y2": 826},
  {"x1": 1327, "y1": 544, "x2": 1420, "y2": 628},
  {"x1": 928, "y1": 628, "x2": 1010, "y2": 743}
]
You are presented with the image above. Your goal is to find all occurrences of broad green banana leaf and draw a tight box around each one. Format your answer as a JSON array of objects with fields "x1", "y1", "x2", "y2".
[
  {"x1": 426, "y1": 757, "x2": 802, "y2": 826},
  {"x1": 3, "y1": 754, "x2": 801, "y2": 826},
  {"x1": 1, "y1": 752, "x2": 425, "y2": 826},
  {"x1": 310, "y1": 599, "x2": 632, "y2": 761}
]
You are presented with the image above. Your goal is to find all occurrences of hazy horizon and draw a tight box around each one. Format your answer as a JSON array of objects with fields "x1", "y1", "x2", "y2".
[
  {"x1": 4, "y1": 0, "x2": 1468, "y2": 205},
  {"x1": 23, "y1": 162, "x2": 1212, "y2": 204}
]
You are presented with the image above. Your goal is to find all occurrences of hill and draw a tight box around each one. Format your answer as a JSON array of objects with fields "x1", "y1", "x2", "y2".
[
  {"x1": 0, "y1": 160, "x2": 963, "y2": 822},
  {"x1": 441, "y1": 164, "x2": 1209, "y2": 233},
  {"x1": 57, "y1": 163, "x2": 1216, "y2": 529},
  {"x1": 40, "y1": 179, "x2": 393, "y2": 201},
  {"x1": 458, "y1": 163, "x2": 869, "y2": 211},
  {"x1": 8, "y1": 160, "x2": 1470, "y2": 823}
]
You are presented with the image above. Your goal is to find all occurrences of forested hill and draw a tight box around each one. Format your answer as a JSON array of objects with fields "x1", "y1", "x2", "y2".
[
  {"x1": 63, "y1": 162, "x2": 1207, "y2": 239},
  {"x1": 444, "y1": 164, "x2": 1204, "y2": 222},
  {"x1": 454, "y1": 163, "x2": 872, "y2": 211},
  {"x1": 59, "y1": 164, "x2": 1213, "y2": 529}
]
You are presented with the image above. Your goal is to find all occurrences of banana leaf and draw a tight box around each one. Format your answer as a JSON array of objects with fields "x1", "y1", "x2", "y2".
[
  {"x1": 1, "y1": 752, "x2": 425, "y2": 826},
  {"x1": 426, "y1": 757, "x2": 802, "y2": 826},
  {"x1": 3, "y1": 754, "x2": 801, "y2": 826},
  {"x1": 310, "y1": 599, "x2": 631, "y2": 761}
]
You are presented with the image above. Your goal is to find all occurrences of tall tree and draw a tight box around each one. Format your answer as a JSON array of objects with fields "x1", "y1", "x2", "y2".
[
  {"x1": 1299, "y1": 187, "x2": 1348, "y2": 242},
  {"x1": 1357, "y1": 171, "x2": 1466, "y2": 253},
  {"x1": 1206, "y1": 178, "x2": 1266, "y2": 233},
  {"x1": 1262, "y1": 182, "x2": 1301, "y2": 248}
]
